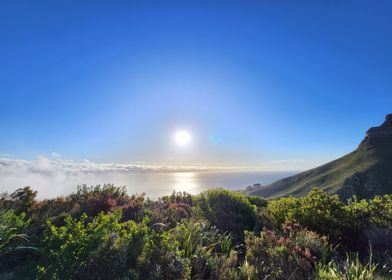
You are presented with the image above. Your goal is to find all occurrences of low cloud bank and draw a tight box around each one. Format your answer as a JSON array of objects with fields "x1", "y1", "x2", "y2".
[{"x1": 0, "y1": 156, "x2": 216, "y2": 199}]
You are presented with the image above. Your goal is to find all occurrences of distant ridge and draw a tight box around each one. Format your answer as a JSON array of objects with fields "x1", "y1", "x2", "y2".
[{"x1": 249, "y1": 114, "x2": 392, "y2": 200}]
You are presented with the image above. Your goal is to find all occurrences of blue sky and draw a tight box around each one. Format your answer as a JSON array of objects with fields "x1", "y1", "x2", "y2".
[{"x1": 1, "y1": 0, "x2": 392, "y2": 169}]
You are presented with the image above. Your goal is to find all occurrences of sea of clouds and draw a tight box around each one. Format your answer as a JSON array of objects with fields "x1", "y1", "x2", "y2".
[{"x1": 0, "y1": 155, "x2": 213, "y2": 199}]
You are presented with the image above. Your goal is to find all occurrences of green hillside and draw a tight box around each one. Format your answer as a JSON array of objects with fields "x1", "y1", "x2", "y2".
[{"x1": 249, "y1": 114, "x2": 392, "y2": 200}]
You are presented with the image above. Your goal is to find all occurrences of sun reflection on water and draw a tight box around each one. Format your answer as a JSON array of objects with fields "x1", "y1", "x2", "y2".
[{"x1": 171, "y1": 172, "x2": 202, "y2": 194}]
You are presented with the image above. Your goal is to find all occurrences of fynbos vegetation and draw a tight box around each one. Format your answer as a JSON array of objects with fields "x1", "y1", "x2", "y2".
[{"x1": 1, "y1": 185, "x2": 392, "y2": 279}]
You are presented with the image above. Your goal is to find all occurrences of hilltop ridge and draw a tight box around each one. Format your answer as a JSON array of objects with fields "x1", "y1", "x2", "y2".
[{"x1": 249, "y1": 114, "x2": 392, "y2": 200}]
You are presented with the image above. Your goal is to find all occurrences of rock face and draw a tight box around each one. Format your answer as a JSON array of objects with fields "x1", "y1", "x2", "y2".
[
  {"x1": 249, "y1": 114, "x2": 392, "y2": 200},
  {"x1": 359, "y1": 114, "x2": 392, "y2": 149}
]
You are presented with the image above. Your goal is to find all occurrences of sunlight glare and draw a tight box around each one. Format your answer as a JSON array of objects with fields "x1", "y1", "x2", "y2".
[{"x1": 174, "y1": 130, "x2": 191, "y2": 146}]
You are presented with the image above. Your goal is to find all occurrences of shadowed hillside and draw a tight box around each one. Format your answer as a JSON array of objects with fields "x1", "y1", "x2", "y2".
[{"x1": 249, "y1": 114, "x2": 392, "y2": 200}]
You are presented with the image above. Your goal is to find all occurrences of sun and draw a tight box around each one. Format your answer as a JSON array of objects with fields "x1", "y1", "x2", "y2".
[{"x1": 174, "y1": 130, "x2": 191, "y2": 146}]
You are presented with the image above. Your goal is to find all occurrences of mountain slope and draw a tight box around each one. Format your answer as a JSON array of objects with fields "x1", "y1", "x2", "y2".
[{"x1": 249, "y1": 114, "x2": 392, "y2": 200}]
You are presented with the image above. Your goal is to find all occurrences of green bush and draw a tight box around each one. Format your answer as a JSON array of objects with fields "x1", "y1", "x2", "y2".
[
  {"x1": 267, "y1": 196, "x2": 302, "y2": 227},
  {"x1": 170, "y1": 220, "x2": 239, "y2": 279},
  {"x1": 37, "y1": 210, "x2": 190, "y2": 280},
  {"x1": 368, "y1": 194, "x2": 392, "y2": 228},
  {"x1": 267, "y1": 189, "x2": 392, "y2": 252},
  {"x1": 0, "y1": 210, "x2": 37, "y2": 271},
  {"x1": 5, "y1": 186, "x2": 392, "y2": 279},
  {"x1": 38, "y1": 210, "x2": 140, "y2": 279},
  {"x1": 196, "y1": 189, "x2": 256, "y2": 240},
  {"x1": 245, "y1": 195, "x2": 268, "y2": 208},
  {"x1": 267, "y1": 189, "x2": 353, "y2": 242}
]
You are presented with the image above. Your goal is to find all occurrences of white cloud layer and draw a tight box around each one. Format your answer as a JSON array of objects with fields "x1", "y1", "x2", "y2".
[
  {"x1": 0, "y1": 156, "x2": 298, "y2": 199},
  {"x1": 0, "y1": 156, "x2": 217, "y2": 199}
]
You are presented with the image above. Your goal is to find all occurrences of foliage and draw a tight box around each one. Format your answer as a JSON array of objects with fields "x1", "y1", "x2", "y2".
[
  {"x1": 242, "y1": 224, "x2": 329, "y2": 280},
  {"x1": 196, "y1": 188, "x2": 256, "y2": 240},
  {"x1": 170, "y1": 220, "x2": 238, "y2": 279},
  {"x1": 245, "y1": 195, "x2": 268, "y2": 208},
  {"x1": 3, "y1": 186, "x2": 392, "y2": 279},
  {"x1": 147, "y1": 192, "x2": 194, "y2": 228},
  {"x1": 317, "y1": 254, "x2": 376, "y2": 280},
  {"x1": 368, "y1": 194, "x2": 392, "y2": 228},
  {"x1": 37, "y1": 210, "x2": 190, "y2": 280},
  {"x1": 30, "y1": 185, "x2": 146, "y2": 229},
  {"x1": 0, "y1": 210, "x2": 37, "y2": 271},
  {"x1": 72, "y1": 184, "x2": 128, "y2": 200},
  {"x1": 282, "y1": 223, "x2": 330, "y2": 261},
  {"x1": 0, "y1": 187, "x2": 37, "y2": 214},
  {"x1": 267, "y1": 196, "x2": 302, "y2": 227},
  {"x1": 268, "y1": 189, "x2": 350, "y2": 241}
]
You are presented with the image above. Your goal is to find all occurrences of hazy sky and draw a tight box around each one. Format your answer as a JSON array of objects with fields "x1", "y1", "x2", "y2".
[{"x1": 1, "y1": 0, "x2": 392, "y2": 169}]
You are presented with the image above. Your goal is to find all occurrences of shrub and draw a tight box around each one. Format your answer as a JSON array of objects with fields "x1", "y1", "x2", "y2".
[
  {"x1": 344, "y1": 197, "x2": 371, "y2": 230},
  {"x1": 0, "y1": 210, "x2": 37, "y2": 271},
  {"x1": 170, "y1": 220, "x2": 239, "y2": 279},
  {"x1": 293, "y1": 189, "x2": 349, "y2": 241},
  {"x1": 245, "y1": 195, "x2": 268, "y2": 208},
  {"x1": 37, "y1": 210, "x2": 191, "y2": 280},
  {"x1": 37, "y1": 210, "x2": 145, "y2": 279},
  {"x1": 268, "y1": 189, "x2": 353, "y2": 243},
  {"x1": 267, "y1": 196, "x2": 302, "y2": 227},
  {"x1": 242, "y1": 223, "x2": 329, "y2": 279},
  {"x1": 6, "y1": 186, "x2": 392, "y2": 279},
  {"x1": 0, "y1": 187, "x2": 37, "y2": 214},
  {"x1": 146, "y1": 194, "x2": 194, "y2": 228},
  {"x1": 120, "y1": 194, "x2": 146, "y2": 222},
  {"x1": 243, "y1": 229, "x2": 317, "y2": 279},
  {"x1": 134, "y1": 226, "x2": 191, "y2": 280},
  {"x1": 196, "y1": 189, "x2": 256, "y2": 240},
  {"x1": 282, "y1": 223, "x2": 330, "y2": 262},
  {"x1": 369, "y1": 194, "x2": 392, "y2": 228},
  {"x1": 71, "y1": 184, "x2": 128, "y2": 201},
  {"x1": 161, "y1": 191, "x2": 194, "y2": 206}
]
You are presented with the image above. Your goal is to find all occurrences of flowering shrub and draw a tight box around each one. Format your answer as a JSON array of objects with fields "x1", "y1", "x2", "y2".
[
  {"x1": 4, "y1": 187, "x2": 392, "y2": 279},
  {"x1": 243, "y1": 227, "x2": 324, "y2": 280},
  {"x1": 147, "y1": 197, "x2": 194, "y2": 228},
  {"x1": 120, "y1": 194, "x2": 146, "y2": 222}
]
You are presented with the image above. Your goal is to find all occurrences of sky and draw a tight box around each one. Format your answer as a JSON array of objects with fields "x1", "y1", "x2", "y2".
[{"x1": 1, "y1": 0, "x2": 392, "y2": 170}]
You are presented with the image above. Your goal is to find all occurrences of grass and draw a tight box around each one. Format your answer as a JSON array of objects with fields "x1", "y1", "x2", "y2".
[{"x1": 249, "y1": 143, "x2": 392, "y2": 200}]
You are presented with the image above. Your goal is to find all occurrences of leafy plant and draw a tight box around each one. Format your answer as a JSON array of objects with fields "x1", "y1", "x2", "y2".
[
  {"x1": 38, "y1": 210, "x2": 148, "y2": 279},
  {"x1": 3, "y1": 186, "x2": 392, "y2": 279},
  {"x1": 0, "y1": 210, "x2": 37, "y2": 271},
  {"x1": 37, "y1": 210, "x2": 190, "y2": 280},
  {"x1": 317, "y1": 253, "x2": 376, "y2": 280},
  {"x1": 196, "y1": 189, "x2": 256, "y2": 241}
]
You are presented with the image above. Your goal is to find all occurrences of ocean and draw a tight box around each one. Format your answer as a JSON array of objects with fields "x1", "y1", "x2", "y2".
[
  {"x1": 0, "y1": 161, "x2": 296, "y2": 199},
  {"x1": 71, "y1": 170, "x2": 296, "y2": 198}
]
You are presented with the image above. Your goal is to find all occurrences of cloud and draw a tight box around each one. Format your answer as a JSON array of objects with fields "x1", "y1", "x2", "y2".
[{"x1": 0, "y1": 156, "x2": 217, "y2": 199}]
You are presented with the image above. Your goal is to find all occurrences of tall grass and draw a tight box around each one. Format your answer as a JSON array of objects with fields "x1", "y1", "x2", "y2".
[
  {"x1": 317, "y1": 253, "x2": 376, "y2": 280},
  {"x1": 0, "y1": 210, "x2": 37, "y2": 260}
]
